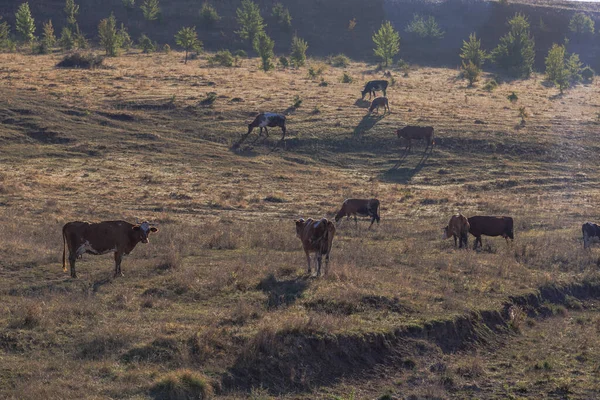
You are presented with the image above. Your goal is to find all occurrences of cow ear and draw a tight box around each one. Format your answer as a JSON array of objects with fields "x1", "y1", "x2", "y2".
[
  {"x1": 150, "y1": 227, "x2": 158, "y2": 232},
  {"x1": 132, "y1": 226, "x2": 141, "y2": 231}
]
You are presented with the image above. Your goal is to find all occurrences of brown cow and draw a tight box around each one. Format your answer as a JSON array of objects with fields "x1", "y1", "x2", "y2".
[
  {"x1": 396, "y1": 126, "x2": 435, "y2": 152},
  {"x1": 467, "y1": 216, "x2": 513, "y2": 249},
  {"x1": 442, "y1": 214, "x2": 470, "y2": 248},
  {"x1": 368, "y1": 97, "x2": 390, "y2": 115},
  {"x1": 247, "y1": 112, "x2": 286, "y2": 139},
  {"x1": 334, "y1": 198, "x2": 380, "y2": 229},
  {"x1": 295, "y1": 218, "x2": 336, "y2": 276},
  {"x1": 62, "y1": 220, "x2": 158, "y2": 278}
]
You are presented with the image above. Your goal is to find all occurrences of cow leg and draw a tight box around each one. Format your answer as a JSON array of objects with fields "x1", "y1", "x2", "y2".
[
  {"x1": 369, "y1": 217, "x2": 376, "y2": 230},
  {"x1": 462, "y1": 233, "x2": 468, "y2": 249},
  {"x1": 583, "y1": 232, "x2": 589, "y2": 249},
  {"x1": 354, "y1": 215, "x2": 358, "y2": 227},
  {"x1": 316, "y1": 253, "x2": 323, "y2": 277},
  {"x1": 305, "y1": 251, "x2": 312, "y2": 275},
  {"x1": 114, "y1": 252, "x2": 124, "y2": 277},
  {"x1": 69, "y1": 253, "x2": 77, "y2": 278},
  {"x1": 453, "y1": 235, "x2": 458, "y2": 248},
  {"x1": 264, "y1": 126, "x2": 269, "y2": 137}
]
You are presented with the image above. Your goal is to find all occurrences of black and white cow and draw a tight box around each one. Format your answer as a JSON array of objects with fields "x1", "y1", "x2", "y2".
[
  {"x1": 361, "y1": 80, "x2": 388, "y2": 100},
  {"x1": 582, "y1": 222, "x2": 600, "y2": 249},
  {"x1": 247, "y1": 113, "x2": 286, "y2": 140}
]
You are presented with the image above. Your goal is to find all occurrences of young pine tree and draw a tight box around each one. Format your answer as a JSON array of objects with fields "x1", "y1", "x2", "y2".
[
  {"x1": 373, "y1": 21, "x2": 400, "y2": 67},
  {"x1": 175, "y1": 26, "x2": 201, "y2": 63},
  {"x1": 200, "y1": 3, "x2": 220, "y2": 27},
  {"x1": 236, "y1": 0, "x2": 265, "y2": 49},
  {"x1": 460, "y1": 33, "x2": 486, "y2": 69},
  {"x1": 290, "y1": 36, "x2": 308, "y2": 67},
  {"x1": 59, "y1": 26, "x2": 74, "y2": 51},
  {"x1": 141, "y1": 0, "x2": 161, "y2": 21},
  {"x1": 0, "y1": 17, "x2": 12, "y2": 50},
  {"x1": 15, "y1": 2, "x2": 35, "y2": 44},
  {"x1": 98, "y1": 13, "x2": 122, "y2": 57},
  {"x1": 254, "y1": 31, "x2": 274, "y2": 71},
  {"x1": 64, "y1": 0, "x2": 79, "y2": 30},
  {"x1": 491, "y1": 13, "x2": 535, "y2": 78},
  {"x1": 39, "y1": 20, "x2": 56, "y2": 54}
]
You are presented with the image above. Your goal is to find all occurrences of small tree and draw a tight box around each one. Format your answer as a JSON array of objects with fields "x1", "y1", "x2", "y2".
[
  {"x1": 98, "y1": 13, "x2": 122, "y2": 57},
  {"x1": 138, "y1": 33, "x2": 155, "y2": 53},
  {"x1": 290, "y1": 36, "x2": 308, "y2": 67},
  {"x1": 39, "y1": 20, "x2": 56, "y2": 54},
  {"x1": 272, "y1": 3, "x2": 292, "y2": 30},
  {"x1": 175, "y1": 26, "x2": 201, "y2": 63},
  {"x1": 405, "y1": 14, "x2": 444, "y2": 40},
  {"x1": 73, "y1": 26, "x2": 88, "y2": 49},
  {"x1": 569, "y1": 12, "x2": 595, "y2": 37},
  {"x1": 123, "y1": 0, "x2": 135, "y2": 10},
  {"x1": 545, "y1": 43, "x2": 566, "y2": 83},
  {"x1": 491, "y1": 13, "x2": 535, "y2": 78},
  {"x1": 254, "y1": 32, "x2": 274, "y2": 71},
  {"x1": 0, "y1": 18, "x2": 10, "y2": 50},
  {"x1": 460, "y1": 33, "x2": 486, "y2": 69},
  {"x1": 65, "y1": 0, "x2": 79, "y2": 30},
  {"x1": 200, "y1": 3, "x2": 220, "y2": 27},
  {"x1": 15, "y1": 2, "x2": 35, "y2": 44},
  {"x1": 566, "y1": 53, "x2": 582, "y2": 84},
  {"x1": 236, "y1": 0, "x2": 265, "y2": 49},
  {"x1": 118, "y1": 23, "x2": 133, "y2": 51},
  {"x1": 461, "y1": 61, "x2": 480, "y2": 86},
  {"x1": 59, "y1": 27, "x2": 74, "y2": 51},
  {"x1": 141, "y1": 0, "x2": 161, "y2": 21},
  {"x1": 373, "y1": 21, "x2": 400, "y2": 67}
]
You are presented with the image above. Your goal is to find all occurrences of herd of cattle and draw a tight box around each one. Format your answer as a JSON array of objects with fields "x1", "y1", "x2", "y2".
[{"x1": 59, "y1": 79, "x2": 599, "y2": 278}]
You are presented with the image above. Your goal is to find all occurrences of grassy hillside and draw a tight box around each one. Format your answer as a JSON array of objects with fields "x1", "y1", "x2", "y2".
[{"x1": 1, "y1": 49, "x2": 600, "y2": 398}]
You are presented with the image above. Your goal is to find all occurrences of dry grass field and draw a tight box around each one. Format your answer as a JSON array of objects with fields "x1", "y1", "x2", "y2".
[{"x1": 1, "y1": 50, "x2": 600, "y2": 399}]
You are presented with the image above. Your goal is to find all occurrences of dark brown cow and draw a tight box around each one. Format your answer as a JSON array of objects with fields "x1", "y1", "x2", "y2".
[
  {"x1": 396, "y1": 126, "x2": 435, "y2": 152},
  {"x1": 247, "y1": 112, "x2": 286, "y2": 139},
  {"x1": 334, "y1": 198, "x2": 380, "y2": 229},
  {"x1": 62, "y1": 220, "x2": 158, "y2": 278},
  {"x1": 295, "y1": 218, "x2": 336, "y2": 276},
  {"x1": 467, "y1": 216, "x2": 513, "y2": 249},
  {"x1": 442, "y1": 214, "x2": 470, "y2": 248},
  {"x1": 368, "y1": 97, "x2": 390, "y2": 115},
  {"x1": 361, "y1": 80, "x2": 388, "y2": 100}
]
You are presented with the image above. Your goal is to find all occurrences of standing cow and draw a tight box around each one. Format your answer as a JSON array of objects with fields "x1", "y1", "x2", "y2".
[
  {"x1": 334, "y1": 198, "x2": 380, "y2": 229},
  {"x1": 247, "y1": 113, "x2": 286, "y2": 140},
  {"x1": 62, "y1": 220, "x2": 158, "y2": 278},
  {"x1": 396, "y1": 126, "x2": 435, "y2": 153},
  {"x1": 295, "y1": 218, "x2": 336, "y2": 276},
  {"x1": 442, "y1": 214, "x2": 470, "y2": 248},
  {"x1": 361, "y1": 80, "x2": 388, "y2": 100},
  {"x1": 582, "y1": 222, "x2": 600, "y2": 249},
  {"x1": 467, "y1": 216, "x2": 513, "y2": 249}
]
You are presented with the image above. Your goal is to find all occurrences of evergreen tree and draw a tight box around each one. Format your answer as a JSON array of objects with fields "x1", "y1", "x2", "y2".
[
  {"x1": 118, "y1": 23, "x2": 133, "y2": 51},
  {"x1": 569, "y1": 12, "x2": 595, "y2": 36},
  {"x1": 491, "y1": 13, "x2": 535, "y2": 78},
  {"x1": 138, "y1": 34, "x2": 155, "y2": 53},
  {"x1": 236, "y1": 0, "x2": 265, "y2": 49},
  {"x1": 64, "y1": 0, "x2": 79, "y2": 30},
  {"x1": 460, "y1": 33, "x2": 486, "y2": 69},
  {"x1": 15, "y1": 2, "x2": 35, "y2": 44},
  {"x1": 254, "y1": 31, "x2": 274, "y2": 71},
  {"x1": 39, "y1": 20, "x2": 56, "y2": 54},
  {"x1": 175, "y1": 26, "x2": 201, "y2": 63},
  {"x1": 545, "y1": 43, "x2": 566, "y2": 83},
  {"x1": 272, "y1": 3, "x2": 292, "y2": 31},
  {"x1": 290, "y1": 36, "x2": 308, "y2": 67},
  {"x1": 98, "y1": 13, "x2": 122, "y2": 57},
  {"x1": 372, "y1": 21, "x2": 400, "y2": 67},
  {"x1": 59, "y1": 26, "x2": 74, "y2": 51},
  {"x1": 141, "y1": 0, "x2": 161, "y2": 21},
  {"x1": 200, "y1": 3, "x2": 220, "y2": 27},
  {"x1": 0, "y1": 18, "x2": 11, "y2": 50}
]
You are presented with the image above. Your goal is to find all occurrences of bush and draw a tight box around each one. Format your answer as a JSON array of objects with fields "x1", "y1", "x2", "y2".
[
  {"x1": 341, "y1": 72, "x2": 353, "y2": 83},
  {"x1": 329, "y1": 53, "x2": 350, "y2": 68},
  {"x1": 200, "y1": 3, "x2": 220, "y2": 27},
  {"x1": 118, "y1": 23, "x2": 133, "y2": 51},
  {"x1": 507, "y1": 91, "x2": 518, "y2": 103},
  {"x1": 491, "y1": 13, "x2": 535, "y2": 78},
  {"x1": 98, "y1": 13, "x2": 122, "y2": 57},
  {"x1": 461, "y1": 61, "x2": 480, "y2": 86},
  {"x1": 233, "y1": 49, "x2": 247, "y2": 58},
  {"x1": 200, "y1": 92, "x2": 218, "y2": 106},
  {"x1": 254, "y1": 32, "x2": 274, "y2": 71},
  {"x1": 279, "y1": 56, "x2": 289, "y2": 68},
  {"x1": 581, "y1": 65, "x2": 595, "y2": 82},
  {"x1": 56, "y1": 52, "x2": 104, "y2": 69},
  {"x1": 59, "y1": 26, "x2": 75, "y2": 51},
  {"x1": 460, "y1": 33, "x2": 486, "y2": 69},
  {"x1": 405, "y1": 14, "x2": 444, "y2": 40},
  {"x1": 208, "y1": 50, "x2": 234, "y2": 67},
  {"x1": 163, "y1": 43, "x2": 170, "y2": 53},
  {"x1": 292, "y1": 95, "x2": 302, "y2": 109},
  {"x1": 569, "y1": 12, "x2": 595, "y2": 36},
  {"x1": 39, "y1": 20, "x2": 56, "y2": 54},
  {"x1": 308, "y1": 63, "x2": 326, "y2": 79},
  {"x1": 483, "y1": 78, "x2": 498, "y2": 92},
  {"x1": 138, "y1": 34, "x2": 155, "y2": 53},
  {"x1": 290, "y1": 36, "x2": 308, "y2": 67},
  {"x1": 150, "y1": 369, "x2": 213, "y2": 400}
]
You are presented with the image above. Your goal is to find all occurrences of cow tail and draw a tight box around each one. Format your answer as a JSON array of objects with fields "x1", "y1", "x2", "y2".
[
  {"x1": 62, "y1": 229, "x2": 67, "y2": 272},
  {"x1": 431, "y1": 128, "x2": 435, "y2": 146}
]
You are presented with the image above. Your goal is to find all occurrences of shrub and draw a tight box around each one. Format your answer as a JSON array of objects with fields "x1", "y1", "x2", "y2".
[
  {"x1": 233, "y1": 49, "x2": 247, "y2": 58},
  {"x1": 73, "y1": 27, "x2": 88, "y2": 49},
  {"x1": 292, "y1": 95, "x2": 302, "y2": 109},
  {"x1": 150, "y1": 369, "x2": 213, "y2": 400},
  {"x1": 308, "y1": 63, "x2": 326, "y2": 79},
  {"x1": 254, "y1": 32, "x2": 274, "y2": 71},
  {"x1": 272, "y1": 2, "x2": 292, "y2": 30},
  {"x1": 15, "y1": 2, "x2": 35, "y2": 44},
  {"x1": 507, "y1": 91, "x2": 518, "y2": 102},
  {"x1": 98, "y1": 13, "x2": 122, "y2": 57},
  {"x1": 290, "y1": 36, "x2": 308, "y2": 67},
  {"x1": 460, "y1": 33, "x2": 486, "y2": 69},
  {"x1": 200, "y1": 92, "x2": 218, "y2": 106},
  {"x1": 200, "y1": 2, "x2": 220, "y2": 27},
  {"x1": 208, "y1": 50, "x2": 234, "y2": 67},
  {"x1": 566, "y1": 53, "x2": 582, "y2": 84},
  {"x1": 0, "y1": 19, "x2": 13, "y2": 52},
  {"x1": 545, "y1": 43, "x2": 566, "y2": 83},
  {"x1": 569, "y1": 12, "x2": 595, "y2": 36},
  {"x1": 581, "y1": 65, "x2": 595, "y2": 82},
  {"x1": 405, "y1": 14, "x2": 444, "y2": 40},
  {"x1": 329, "y1": 53, "x2": 350, "y2": 68},
  {"x1": 461, "y1": 61, "x2": 480, "y2": 86},
  {"x1": 59, "y1": 26, "x2": 74, "y2": 51},
  {"x1": 118, "y1": 23, "x2": 133, "y2": 51},
  {"x1": 56, "y1": 52, "x2": 104, "y2": 69},
  {"x1": 483, "y1": 78, "x2": 498, "y2": 92},
  {"x1": 175, "y1": 26, "x2": 201, "y2": 63},
  {"x1": 236, "y1": 0, "x2": 265, "y2": 48},
  {"x1": 491, "y1": 13, "x2": 535, "y2": 78},
  {"x1": 279, "y1": 56, "x2": 289, "y2": 68},
  {"x1": 141, "y1": 0, "x2": 161, "y2": 21},
  {"x1": 341, "y1": 72, "x2": 353, "y2": 83},
  {"x1": 122, "y1": 0, "x2": 135, "y2": 10},
  {"x1": 139, "y1": 33, "x2": 155, "y2": 53},
  {"x1": 162, "y1": 43, "x2": 170, "y2": 53},
  {"x1": 39, "y1": 20, "x2": 56, "y2": 54},
  {"x1": 373, "y1": 21, "x2": 400, "y2": 67},
  {"x1": 318, "y1": 79, "x2": 328, "y2": 87}
]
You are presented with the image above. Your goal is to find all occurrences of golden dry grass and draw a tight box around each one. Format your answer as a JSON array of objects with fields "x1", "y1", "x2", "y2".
[{"x1": 1, "y1": 49, "x2": 600, "y2": 398}]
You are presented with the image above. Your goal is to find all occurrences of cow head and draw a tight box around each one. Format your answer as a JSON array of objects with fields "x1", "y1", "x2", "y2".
[
  {"x1": 295, "y1": 218, "x2": 306, "y2": 238},
  {"x1": 133, "y1": 221, "x2": 158, "y2": 243},
  {"x1": 442, "y1": 226, "x2": 449, "y2": 240}
]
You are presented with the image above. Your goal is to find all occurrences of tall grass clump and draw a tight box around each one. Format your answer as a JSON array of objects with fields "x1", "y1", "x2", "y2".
[{"x1": 151, "y1": 369, "x2": 213, "y2": 399}]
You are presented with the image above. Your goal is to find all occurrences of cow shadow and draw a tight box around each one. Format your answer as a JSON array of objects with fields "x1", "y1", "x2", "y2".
[
  {"x1": 383, "y1": 148, "x2": 432, "y2": 183},
  {"x1": 353, "y1": 114, "x2": 385, "y2": 137},
  {"x1": 257, "y1": 273, "x2": 310, "y2": 309}
]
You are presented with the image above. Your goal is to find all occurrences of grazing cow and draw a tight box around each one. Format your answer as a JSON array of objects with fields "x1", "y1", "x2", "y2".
[
  {"x1": 582, "y1": 222, "x2": 600, "y2": 249},
  {"x1": 62, "y1": 220, "x2": 158, "y2": 278},
  {"x1": 396, "y1": 126, "x2": 435, "y2": 153},
  {"x1": 361, "y1": 80, "x2": 388, "y2": 100},
  {"x1": 247, "y1": 112, "x2": 286, "y2": 140},
  {"x1": 467, "y1": 216, "x2": 513, "y2": 249},
  {"x1": 295, "y1": 218, "x2": 336, "y2": 276},
  {"x1": 368, "y1": 97, "x2": 390, "y2": 115},
  {"x1": 442, "y1": 214, "x2": 470, "y2": 248},
  {"x1": 334, "y1": 198, "x2": 380, "y2": 229}
]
